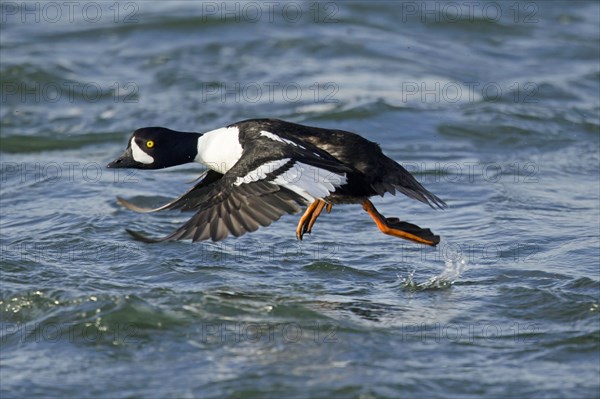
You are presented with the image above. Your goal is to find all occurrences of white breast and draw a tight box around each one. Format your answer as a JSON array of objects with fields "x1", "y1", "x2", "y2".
[{"x1": 195, "y1": 126, "x2": 243, "y2": 173}]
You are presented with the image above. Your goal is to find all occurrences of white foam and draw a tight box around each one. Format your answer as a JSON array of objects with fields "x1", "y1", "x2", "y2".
[{"x1": 400, "y1": 257, "x2": 468, "y2": 290}]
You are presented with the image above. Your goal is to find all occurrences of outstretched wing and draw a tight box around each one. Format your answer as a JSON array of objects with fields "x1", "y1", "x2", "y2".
[
  {"x1": 156, "y1": 177, "x2": 304, "y2": 242},
  {"x1": 126, "y1": 142, "x2": 350, "y2": 243},
  {"x1": 117, "y1": 169, "x2": 224, "y2": 213}
]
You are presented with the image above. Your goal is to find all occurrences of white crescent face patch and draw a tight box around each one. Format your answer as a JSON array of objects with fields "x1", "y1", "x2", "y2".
[{"x1": 131, "y1": 137, "x2": 154, "y2": 164}]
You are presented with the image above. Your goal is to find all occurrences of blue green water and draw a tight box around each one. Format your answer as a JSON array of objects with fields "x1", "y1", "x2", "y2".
[{"x1": 1, "y1": 1, "x2": 599, "y2": 398}]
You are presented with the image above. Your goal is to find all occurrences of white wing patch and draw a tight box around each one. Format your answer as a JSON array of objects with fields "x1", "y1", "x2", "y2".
[
  {"x1": 234, "y1": 157, "x2": 347, "y2": 203},
  {"x1": 260, "y1": 130, "x2": 306, "y2": 149},
  {"x1": 131, "y1": 138, "x2": 154, "y2": 164},
  {"x1": 273, "y1": 162, "x2": 347, "y2": 202},
  {"x1": 234, "y1": 158, "x2": 291, "y2": 186}
]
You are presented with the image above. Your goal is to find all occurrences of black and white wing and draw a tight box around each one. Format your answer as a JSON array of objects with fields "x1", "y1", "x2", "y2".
[
  {"x1": 126, "y1": 143, "x2": 350, "y2": 243},
  {"x1": 117, "y1": 169, "x2": 224, "y2": 213}
]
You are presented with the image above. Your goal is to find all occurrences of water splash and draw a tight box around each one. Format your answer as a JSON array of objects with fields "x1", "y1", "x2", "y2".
[
  {"x1": 420, "y1": 257, "x2": 467, "y2": 289},
  {"x1": 399, "y1": 269, "x2": 417, "y2": 289},
  {"x1": 400, "y1": 257, "x2": 467, "y2": 291}
]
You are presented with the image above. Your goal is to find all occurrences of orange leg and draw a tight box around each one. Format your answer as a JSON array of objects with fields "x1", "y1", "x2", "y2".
[
  {"x1": 362, "y1": 200, "x2": 438, "y2": 246},
  {"x1": 296, "y1": 200, "x2": 321, "y2": 240},
  {"x1": 306, "y1": 200, "x2": 327, "y2": 234},
  {"x1": 296, "y1": 200, "x2": 331, "y2": 240}
]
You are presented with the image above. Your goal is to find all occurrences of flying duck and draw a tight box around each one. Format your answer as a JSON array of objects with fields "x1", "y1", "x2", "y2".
[{"x1": 107, "y1": 119, "x2": 446, "y2": 246}]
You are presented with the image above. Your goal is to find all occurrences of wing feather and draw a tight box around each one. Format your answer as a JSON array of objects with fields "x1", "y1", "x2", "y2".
[
  {"x1": 119, "y1": 136, "x2": 350, "y2": 242},
  {"x1": 117, "y1": 170, "x2": 224, "y2": 213}
]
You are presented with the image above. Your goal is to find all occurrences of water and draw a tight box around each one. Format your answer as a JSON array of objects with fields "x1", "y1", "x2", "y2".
[{"x1": 1, "y1": 1, "x2": 599, "y2": 398}]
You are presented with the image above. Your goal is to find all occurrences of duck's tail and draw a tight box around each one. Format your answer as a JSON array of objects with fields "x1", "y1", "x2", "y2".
[{"x1": 371, "y1": 157, "x2": 447, "y2": 210}]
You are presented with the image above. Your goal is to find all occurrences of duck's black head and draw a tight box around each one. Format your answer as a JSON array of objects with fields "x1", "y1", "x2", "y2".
[{"x1": 107, "y1": 127, "x2": 201, "y2": 169}]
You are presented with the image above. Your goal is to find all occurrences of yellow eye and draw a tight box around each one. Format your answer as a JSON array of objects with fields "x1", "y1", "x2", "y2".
[{"x1": 146, "y1": 140, "x2": 154, "y2": 148}]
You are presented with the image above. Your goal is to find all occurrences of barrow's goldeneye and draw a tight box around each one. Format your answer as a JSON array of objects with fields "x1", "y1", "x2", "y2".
[{"x1": 107, "y1": 119, "x2": 446, "y2": 245}]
